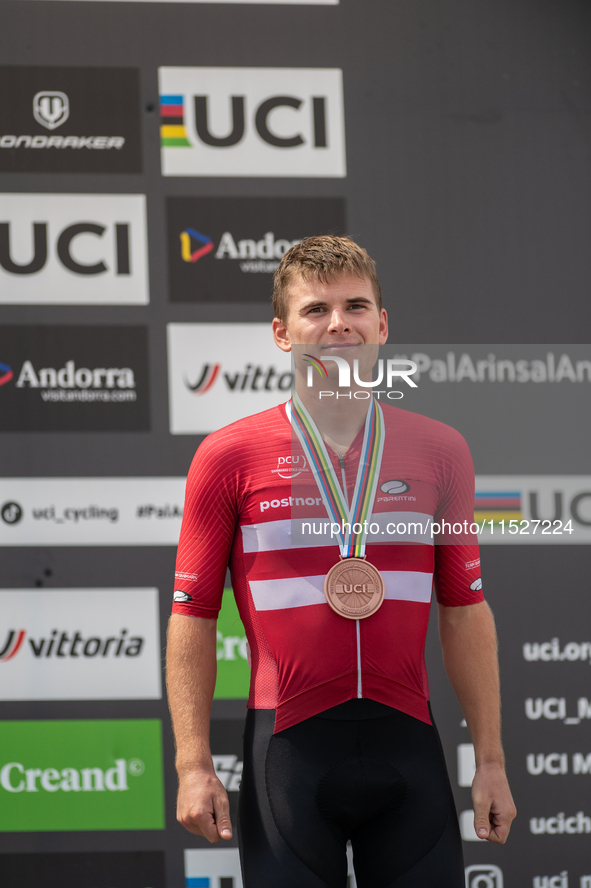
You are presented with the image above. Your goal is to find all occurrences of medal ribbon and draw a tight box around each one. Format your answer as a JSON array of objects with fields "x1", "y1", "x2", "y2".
[{"x1": 288, "y1": 392, "x2": 385, "y2": 557}]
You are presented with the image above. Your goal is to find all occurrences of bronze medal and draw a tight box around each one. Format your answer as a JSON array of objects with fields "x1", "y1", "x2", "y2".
[{"x1": 324, "y1": 558, "x2": 385, "y2": 620}]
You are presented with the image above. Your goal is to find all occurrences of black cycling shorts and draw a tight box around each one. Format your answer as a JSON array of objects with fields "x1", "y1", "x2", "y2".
[{"x1": 238, "y1": 699, "x2": 464, "y2": 888}]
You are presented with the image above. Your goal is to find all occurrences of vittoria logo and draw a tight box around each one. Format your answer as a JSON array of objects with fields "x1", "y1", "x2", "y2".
[
  {"x1": 184, "y1": 363, "x2": 291, "y2": 396},
  {"x1": 0, "y1": 589, "x2": 161, "y2": 701},
  {"x1": 167, "y1": 197, "x2": 345, "y2": 303},
  {"x1": 0, "y1": 627, "x2": 144, "y2": 661},
  {"x1": 33, "y1": 91, "x2": 69, "y2": 130},
  {"x1": 0, "y1": 630, "x2": 25, "y2": 661},
  {"x1": 158, "y1": 67, "x2": 345, "y2": 178},
  {"x1": 185, "y1": 363, "x2": 221, "y2": 395},
  {"x1": 0, "y1": 67, "x2": 141, "y2": 173}
]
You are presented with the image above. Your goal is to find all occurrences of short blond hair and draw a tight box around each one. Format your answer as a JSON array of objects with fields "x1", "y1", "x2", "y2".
[{"x1": 272, "y1": 235, "x2": 382, "y2": 323}]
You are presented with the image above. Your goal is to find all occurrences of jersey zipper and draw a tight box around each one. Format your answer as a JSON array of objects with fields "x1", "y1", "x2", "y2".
[{"x1": 338, "y1": 454, "x2": 363, "y2": 699}]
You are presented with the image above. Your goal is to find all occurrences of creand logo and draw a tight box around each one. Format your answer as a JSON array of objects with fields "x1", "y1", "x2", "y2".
[
  {"x1": 185, "y1": 362, "x2": 292, "y2": 395},
  {"x1": 158, "y1": 67, "x2": 346, "y2": 178},
  {"x1": 181, "y1": 227, "x2": 299, "y2": 273},
  {"x1": 1, "y1": 758, "x2": 135, "y2": 794}
]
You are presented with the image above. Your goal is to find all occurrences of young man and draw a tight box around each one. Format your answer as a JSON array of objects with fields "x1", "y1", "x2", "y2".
[{"x1": 167, "y1": 236, "x2": 516, "y2": 888}]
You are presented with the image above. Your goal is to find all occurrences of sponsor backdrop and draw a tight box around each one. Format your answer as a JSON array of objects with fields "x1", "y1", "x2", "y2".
[{"x1": 0, "y1": 2, "x2": 590, "y2": 886}]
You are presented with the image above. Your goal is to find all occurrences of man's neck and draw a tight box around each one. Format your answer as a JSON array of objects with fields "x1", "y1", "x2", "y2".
[{"x1": 295, "y1": 384, "x2": 370, "y2": 456}]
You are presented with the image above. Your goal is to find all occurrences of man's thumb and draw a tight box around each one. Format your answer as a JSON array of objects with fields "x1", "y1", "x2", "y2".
[{"x1": 474, "y1": 808, "x2": 490, "y2": 839}]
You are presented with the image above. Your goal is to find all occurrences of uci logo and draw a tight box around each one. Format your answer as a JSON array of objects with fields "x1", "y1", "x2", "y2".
[
  {"x1": 33, "y1": 92, "x2": 70, "y2": 131},
  {"x1": 159, "y1": 67, "x2": 346, "y2": 178}
]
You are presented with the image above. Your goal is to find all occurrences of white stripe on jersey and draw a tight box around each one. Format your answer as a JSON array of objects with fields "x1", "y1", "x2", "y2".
[
  {"x1": 249, "y1": 570, "x2": 433, "y2": 611},
  {"x1": 242, "y1": 511, "x2": 435, "y2": 554}
]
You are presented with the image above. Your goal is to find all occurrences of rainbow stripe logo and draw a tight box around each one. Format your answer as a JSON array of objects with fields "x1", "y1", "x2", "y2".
[
  {"x1": 160, "y1": 95, "x2": 192, "y2": 147},
  {"x1": 474, "y1": 491, "x2": 522, "y2": 523},
  {"x1": 180, "y1": 228, "x2": 214, "y2": 263},
  {"x1": 303, "y1": 354, "x2": 328, "y2": 380}
]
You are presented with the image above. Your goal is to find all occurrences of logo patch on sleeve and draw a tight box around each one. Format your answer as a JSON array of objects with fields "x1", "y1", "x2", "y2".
[{"x1": 173, "y1": 589, "x2": 193, "y2": 603}]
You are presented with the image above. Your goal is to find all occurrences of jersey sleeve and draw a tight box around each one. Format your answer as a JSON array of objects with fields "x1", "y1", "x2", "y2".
[
  {"x1": 432, "y1": 427, "x2": 484, "y2": 607},
  {"x1": 172, "y1": 431, "x2": 239, "y2": 620}
]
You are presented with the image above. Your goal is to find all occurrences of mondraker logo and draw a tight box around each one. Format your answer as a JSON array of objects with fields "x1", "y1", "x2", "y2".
[
  {"x1": 33, "y1": 91, "x2": 69, "y2": 130},
  {"x1": 180, "y1": 228, "x2": 214, "y2": 263},
  {"x1": 0, "y1": 361, "x2": 13, "y2": 386}
]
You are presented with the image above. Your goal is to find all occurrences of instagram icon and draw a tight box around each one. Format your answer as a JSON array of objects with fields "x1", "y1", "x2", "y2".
[{"x1": 465, "y1": 864, "x2": 504, "y2": 888}]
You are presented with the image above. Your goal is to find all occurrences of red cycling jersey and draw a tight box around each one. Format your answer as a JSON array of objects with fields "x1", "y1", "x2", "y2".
[{"x1": 172, "y1": 401, "x2": 484, "y2": 733}]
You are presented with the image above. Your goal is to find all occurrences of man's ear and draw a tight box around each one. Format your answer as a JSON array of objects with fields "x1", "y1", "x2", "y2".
[
  {"x1": 272, "y1": 317, "x2": 292, "y2": 353},
  {"x1": 379, "y1": 308, "x2": 388, "y2": 345}
]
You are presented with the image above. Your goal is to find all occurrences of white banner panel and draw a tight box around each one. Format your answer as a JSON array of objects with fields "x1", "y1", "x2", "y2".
[
  {"x1": 0, "y1": 588, "x2": 161, "y2": 700},
  {"x1": 159, "y1": 67, "x2": 346, "y2": 177},
  {"x1": 0, "y1": 193, "x2": 149, "y2": 305},
  {"x1": 474, "y1": 476, "x2": 591, "y2": 544},
  {"x1": 0, "y1": 478, "x2": 184, "y2": 546},
  {"x1": 2, "y1": 476, "x2": 587, "y2": 545},
  {"x1": 184, "y1": 847, "x2": 356, "y2": 888},
  {"x1": 167, "y1": 323, "x2": 292, "y2": 434}
]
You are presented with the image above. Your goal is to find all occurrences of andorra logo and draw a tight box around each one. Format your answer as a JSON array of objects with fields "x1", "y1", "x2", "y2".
[
  {"x1": 180, "y1": 228, "x2": 214, "y2": 263},
  {"x1": 0, "y1": 361, "x2": 13, "y2": 387},
  {"x1": 33, "y1": 91, "x2": 70, "y2": 131}
]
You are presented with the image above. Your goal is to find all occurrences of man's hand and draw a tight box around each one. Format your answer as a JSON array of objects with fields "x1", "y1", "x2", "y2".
[
  {"x1": 472, "y1": 762, "x2": 516, "y2": 843},
  {"x1": 176, "y1": 765, "x2": 233, "y2": 843}
]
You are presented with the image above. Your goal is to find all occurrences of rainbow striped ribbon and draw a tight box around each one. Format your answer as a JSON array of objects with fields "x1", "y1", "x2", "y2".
[{"x1": 288, "y1": 393, "x2": 385, "y2": 557}]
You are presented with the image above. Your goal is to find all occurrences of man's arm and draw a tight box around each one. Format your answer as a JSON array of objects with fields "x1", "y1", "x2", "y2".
[
  {"x1": 166, "y1": 613, "x2": 233, "y2": 842},
  {"x1": 438, "y1": 600, "x2": 517, "y2": 843}
]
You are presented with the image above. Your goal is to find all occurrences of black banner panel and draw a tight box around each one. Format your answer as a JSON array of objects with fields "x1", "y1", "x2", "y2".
[
  {"x1": 0, "y1": 851, "x2": 165, "y2": 888},
  {"x1": 0, "y1": 67, "x2": 142, "y2": 173},
  {"x1": 167, "y1": 197, "x2": 346, "y2": 303},
  {"x1": 1, "y1": 2, "x2": 590, "y2": 887},
  {"x1": 0, "y1": 326, "x2": 150, "y2": 431}
]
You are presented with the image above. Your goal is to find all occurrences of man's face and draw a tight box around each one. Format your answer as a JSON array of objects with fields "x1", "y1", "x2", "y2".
[{"x1": 272, "y1": 273, "x2": 388, "y2": 355}]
